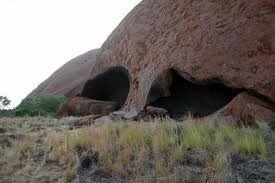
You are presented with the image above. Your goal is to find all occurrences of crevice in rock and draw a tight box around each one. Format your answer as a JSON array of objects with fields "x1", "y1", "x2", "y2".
[
  {"x1": 81, "y1": 67, "x2": 130, "y2": 109},
  {"x1": 246, "y1": 90, "x2": 275, "y2": 111},
  {"x1": 146, "y1": 69, "x2": 241, "y2": 118}
]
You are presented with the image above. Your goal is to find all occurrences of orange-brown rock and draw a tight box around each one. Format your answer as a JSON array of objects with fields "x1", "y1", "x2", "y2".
[
  {"x1": 29, "y1": 0, "x2": 274, "y2": 128},
  {"x1": 72, "y1": 115, "x2": 102, "y2": 128},
  {"x1": 28, "y1": 49, "x2": 99, "y2": 98},
  {"x1": 57, "y1": 97, "x2": 118, "y2": 116},
  {"x1": 210, "y1": 92, "x2": 275, "y2": 130},
  {"x1": 89, "y1": 0, "x2": 273, "y2": 109}
]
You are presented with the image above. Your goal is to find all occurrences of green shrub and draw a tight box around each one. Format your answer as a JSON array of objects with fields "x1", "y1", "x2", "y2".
[
  {"x1": 13, "y1": 93, "x2": 67, "y2": 117},
  {"x1": 0, "y1": 109, "x2": 14, "y2": 117}
]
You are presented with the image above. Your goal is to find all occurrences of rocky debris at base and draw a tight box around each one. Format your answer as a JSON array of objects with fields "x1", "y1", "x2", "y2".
[
  {"x1": 73, "y1": 115, "x2": 102, "y2": 128},
  {"x1": 93, "y1": 116, "x2": 112, "y2": 126},
  {"x1": 58, "y1": 94, "x2": 275, "y2": 132},
  {"x1": 68, "y1": 107, "x2": 165, "y2": 129},
  {"x1": 145, "y1": 106, "x2": 169, "y2": 117},
  {"x1": 123, "y1": 107, "x2": 140, "y2": 119}
]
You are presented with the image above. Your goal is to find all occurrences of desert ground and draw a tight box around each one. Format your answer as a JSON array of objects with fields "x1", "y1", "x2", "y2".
[{"x1": 0, "y1": 116, "x2": 274, "y2": 183}]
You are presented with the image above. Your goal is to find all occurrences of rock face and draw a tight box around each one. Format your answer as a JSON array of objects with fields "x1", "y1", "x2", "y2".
[
  {"x1": 88, "y1": 0, "x2": 273, "y2": 108},
  {"x1": 28, "y1": 49, "x2": 99, "y2": 98},
  {"x1": 29, "y1": 0, "x2": 274, "y2": 128},
  {"x1": 210, "y1": 92, "x2": 275, "y2": 130}
]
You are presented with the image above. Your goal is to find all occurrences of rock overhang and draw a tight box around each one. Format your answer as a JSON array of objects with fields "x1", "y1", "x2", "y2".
[
  {"x1": 80, "y1": 0, "x2": 274, "y2": 127},
  {"x1": 86, "y1": 0, "x2": 273, "y2": 108},
  {"x1": 29, "y1": 0, "x2": 274, "y2": 128}
]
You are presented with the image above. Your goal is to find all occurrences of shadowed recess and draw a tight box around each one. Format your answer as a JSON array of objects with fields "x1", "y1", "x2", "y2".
[
  {"x1": 147, "y1": 69, "x2": 240, "y2": 118},
  {"x1": 81, "y1": 67, "x2": 130, "y2": 108}
]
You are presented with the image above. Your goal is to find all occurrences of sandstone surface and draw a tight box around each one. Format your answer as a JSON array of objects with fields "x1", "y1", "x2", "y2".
[
  {"x1": 29, "y1": 0, "x2": 274, "y2": 128},
  {"x1": 57, "y1": 97, "x2": 118, "y2": 116}
]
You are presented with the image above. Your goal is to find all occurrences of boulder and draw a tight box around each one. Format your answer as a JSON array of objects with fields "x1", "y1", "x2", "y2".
[
  {"x1": 123, "y1": 107, "x2": 140, "y2": 119},
  {"x1": 93, "y1": 116, "x2": 112, "y2": 125},
  {"x1": 145, "y1": 106, "x2": 169, "y2": 117},
  {"x1": 73, "y1": 115, "x2": 102, "y2": 128},
  {"x1": 58, "y1": 97, "x2": 118, "y2": 116},
  {"x1": 210, "y1": 92, "x2": 275, "y2": 129}
]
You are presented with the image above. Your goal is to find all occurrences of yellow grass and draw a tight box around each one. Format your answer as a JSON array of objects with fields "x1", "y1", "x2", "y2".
[
  {"x1": 0, "y1": 116, "x2": 273, "y2": 182},
  {"x1": 44, "y1": 118, "x2": 271, "y2": 177}
]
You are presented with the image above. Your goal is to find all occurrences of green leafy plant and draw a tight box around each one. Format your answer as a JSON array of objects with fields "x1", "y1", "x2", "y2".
[{"x1": 13, "y1": 93, "x2": 67, "y2": 116}]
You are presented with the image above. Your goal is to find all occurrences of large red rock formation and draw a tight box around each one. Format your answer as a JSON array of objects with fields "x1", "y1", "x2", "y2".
[
  {"x1": 89, "y1": 0, "x2": 273, "y2": 108},
  {"x1": 30, "y1": 0, "x2": 274, "y2": 128}
]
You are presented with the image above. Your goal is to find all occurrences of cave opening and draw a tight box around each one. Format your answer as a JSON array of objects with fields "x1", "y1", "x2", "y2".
[
  {"x1": 81, "y1": 67, "x2": 130, "y2": 109},
  {"x1": 147, "y1": 69, "x2": 240, "y2": 118}
]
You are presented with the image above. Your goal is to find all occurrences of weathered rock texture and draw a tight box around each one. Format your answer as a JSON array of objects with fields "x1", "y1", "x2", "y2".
[
  {"x1": 57, "y1": 97, "x2": 118, "y2": 116},
  {"x1": 30, "y1": 0, "x2": 274, "y2": 128},
  {"x1": 28, "y1": 49, "x2": 99, "y2": 98},
  {"x1": 89, "y1": 0, "x2": 273, "y2": 108},
  {"x1": 211, "y1": 92, "x2": 275, "y2": 130}
]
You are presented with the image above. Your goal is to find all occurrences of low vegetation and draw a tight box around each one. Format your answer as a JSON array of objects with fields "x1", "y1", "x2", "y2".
[
  {"x1": 0, "y1": 93, "x2": 67, "y2": 117},
  {"x1": 0, "y1": 116, "x2": 79, "y2": 183},
  {"x1": 45, "y1": 118, "x2": 273, "y2": 182},
  {"x1": 0, "y1": 116, "x2": 274, "y2": 182}
]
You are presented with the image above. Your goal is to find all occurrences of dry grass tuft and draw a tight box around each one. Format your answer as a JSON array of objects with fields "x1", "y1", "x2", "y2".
[
  {"x1": 0, "y1": 116, "x2": 79, "y2": 182},
  {"x1": 44, "y1": 118, "x2": 272, "y2": 180}
]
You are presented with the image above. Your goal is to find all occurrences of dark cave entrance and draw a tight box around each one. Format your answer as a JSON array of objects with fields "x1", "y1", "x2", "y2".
[
  {"x1": 147, "y1": 69, "x2": 240, "y2": 118},
  {"x1": 81, "y1": 67, "x2": 130, "y2": 109}
]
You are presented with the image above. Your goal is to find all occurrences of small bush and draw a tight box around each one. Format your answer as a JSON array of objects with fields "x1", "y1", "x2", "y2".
[
  {"x1": 0, "y1": 109, "x2": 14, "y2": 117},
  {"x1": 13, "y1": 93, "x2": 67, "y2": 117}
]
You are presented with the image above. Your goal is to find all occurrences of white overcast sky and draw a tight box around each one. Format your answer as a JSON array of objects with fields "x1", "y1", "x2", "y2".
[{"x1": 0, "y1": 0, "x2": 142, "y2": 107}]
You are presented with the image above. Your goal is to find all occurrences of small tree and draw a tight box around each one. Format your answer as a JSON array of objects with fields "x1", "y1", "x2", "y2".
[{"x1": 0, "y1": 96, "x2": 11, "y2": 110}]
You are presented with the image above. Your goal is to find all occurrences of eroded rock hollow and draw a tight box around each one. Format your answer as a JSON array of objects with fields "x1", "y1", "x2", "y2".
[
  {"x1": 29, "y1": 0, "x2": 274, "y2": 129},
  {"x1": 81, "y1": 67, "x2": 130, "y2": 109},
  {"x1": 147, "y1": 69, "x2": 240, "y2": 118}
]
